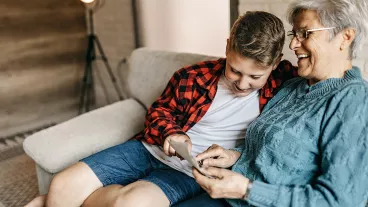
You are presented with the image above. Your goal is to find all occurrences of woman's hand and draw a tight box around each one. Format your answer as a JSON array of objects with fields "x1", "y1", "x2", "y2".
[
  {"x1": 193, "y1": 167, "x2": 249, "y2": 199},
  {"x1": 196, "y1": 144, "x2": 241, "y2": 168},
  {"x1": 163, "y1": 134, "x2": 192, "y2": 157}
]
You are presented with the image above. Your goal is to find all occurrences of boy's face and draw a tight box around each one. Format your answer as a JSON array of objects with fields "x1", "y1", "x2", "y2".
[{"x1": 223, "y1": 50, "x2": 278, "y2": 97}]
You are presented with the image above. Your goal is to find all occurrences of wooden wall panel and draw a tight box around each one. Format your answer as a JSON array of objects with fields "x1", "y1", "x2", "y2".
[
  {"x1": 0, "y1": 0, "x2": 87, "y2": 137},
  {"x1": 91, "y1": 0, "x2": 136, "y2": 107}
]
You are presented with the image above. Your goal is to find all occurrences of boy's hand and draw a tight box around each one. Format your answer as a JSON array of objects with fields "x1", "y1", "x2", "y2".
[
  {"x1": 196, "y1": 144, "x2": 240, "y2": 168},
  {"x1": 164, "y1": 134, "x2": 192, "y2": 157}
]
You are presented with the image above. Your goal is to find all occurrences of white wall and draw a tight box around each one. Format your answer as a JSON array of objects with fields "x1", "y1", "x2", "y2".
[{"x1": 136, "y1": 0, "x2": 230, "y2": 57}]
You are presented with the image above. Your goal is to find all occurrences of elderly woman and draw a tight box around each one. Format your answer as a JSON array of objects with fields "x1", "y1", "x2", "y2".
[{"x1": 176, "y1": 0, "x2": 368, "y2": 207}]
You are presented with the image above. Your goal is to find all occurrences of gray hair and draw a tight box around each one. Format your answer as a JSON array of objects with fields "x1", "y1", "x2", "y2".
[{"x1": 287, "y1": 0, "x2": 368, "y2": 59}]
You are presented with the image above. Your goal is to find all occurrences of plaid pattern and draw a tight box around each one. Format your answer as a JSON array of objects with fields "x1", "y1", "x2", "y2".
[{"x1": 133, "y1": 58, "x2": 298, "y2": 146}]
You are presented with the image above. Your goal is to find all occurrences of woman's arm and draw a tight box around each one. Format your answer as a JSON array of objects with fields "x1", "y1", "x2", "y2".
[{"x1": 195, "y1": 85, "x2": 368, "y2": 207}]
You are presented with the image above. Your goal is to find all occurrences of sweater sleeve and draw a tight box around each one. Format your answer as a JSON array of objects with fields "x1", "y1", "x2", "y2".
[
  {"x1": 230, "y1": 147, "x2": 244, "y2": 154},
  {"x1": 246, "y1": 85, "x2": 368, "y2": 207}
]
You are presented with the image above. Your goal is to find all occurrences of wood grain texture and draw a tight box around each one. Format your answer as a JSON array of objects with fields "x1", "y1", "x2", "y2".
[{"x1": 0, "y1": 0, "x2": 87, "y2": 136}]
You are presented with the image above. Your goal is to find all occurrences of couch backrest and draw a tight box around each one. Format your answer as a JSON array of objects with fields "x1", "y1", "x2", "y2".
[{"x1": 126, "y1": 48, "x2": 218, "y2": 108}]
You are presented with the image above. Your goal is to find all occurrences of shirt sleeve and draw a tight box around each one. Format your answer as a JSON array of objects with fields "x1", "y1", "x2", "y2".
[
  {"x1": 275, "y1": 60, "x2": 299, "y2": 84},
  {"x1": 140, "y1": 70, "x2": 189, "y2": 146},
  {"x1": 260, "y1": 60, "x2": 298, "y2": 111},
  {"x1": 246, "y1": 85, "x2": 368, "y2": 207}
]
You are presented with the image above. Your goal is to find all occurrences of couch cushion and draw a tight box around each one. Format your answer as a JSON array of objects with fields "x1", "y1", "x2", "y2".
[
  {"x1": 23, "y1": 99, "x2": 146, "y2": 173},
  {"x1": 126, "y1": 48, "x2": 218, "y2": 108}
]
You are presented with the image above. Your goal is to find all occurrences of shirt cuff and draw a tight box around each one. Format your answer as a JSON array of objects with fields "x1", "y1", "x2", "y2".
[
  {"x1": 245, "y1": 180, "x2": 279, "y2": 207},
  {"x1": 162, "y1": 129, "x2": 186, "y2": 139}
]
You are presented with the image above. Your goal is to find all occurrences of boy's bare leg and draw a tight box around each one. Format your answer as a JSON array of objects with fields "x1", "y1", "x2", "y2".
[
  {"x1": 82, "y1": 181, "x2": 170, "y2": 207},
  {"x1": 25, "y1": 162, "x2": 103, "y2": 207},
  {"x1": 25, "y1": 195, "x2": 46, "y2": 207},
  {"x1": 46, "y1": 162, "x2": 103, "y2": 207}
]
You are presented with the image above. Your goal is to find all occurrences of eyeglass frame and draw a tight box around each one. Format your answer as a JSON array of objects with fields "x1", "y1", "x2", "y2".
[{"x1": 287, "y1": 27, "x2": 336, "y2": 42}]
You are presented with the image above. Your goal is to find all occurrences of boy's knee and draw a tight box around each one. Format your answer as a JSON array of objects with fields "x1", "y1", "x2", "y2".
[
  {"x1": 112, "y1": 189, "x2": 151, "y2": 207},
  {"x1": 48, "y1": 163, "x2": 83, "y2": 196},
  {"x1": 48, "y1": 172, "x2": 69, "y2": 196},
  {"x1": 111, "y1": 190, "x2": 134, "y2": 207}
]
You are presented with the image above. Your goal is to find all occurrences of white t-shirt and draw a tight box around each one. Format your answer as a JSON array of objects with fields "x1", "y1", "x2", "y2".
[{"x1": 142, "y1": 79, "x2": 260, "y2": 177}]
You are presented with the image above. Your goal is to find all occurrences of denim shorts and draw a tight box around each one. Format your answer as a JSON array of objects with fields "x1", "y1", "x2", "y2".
[
  {"x1": 81, "y1": 140, "x2": 202, "y2": 205},
  {"x1": 173, "y1": 193, "x2": 230, "y2": 207}
]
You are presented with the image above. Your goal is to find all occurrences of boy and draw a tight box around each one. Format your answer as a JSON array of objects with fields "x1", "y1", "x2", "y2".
[{"x1": 26, "y1": 11, "x2": 297, "y2": 207}]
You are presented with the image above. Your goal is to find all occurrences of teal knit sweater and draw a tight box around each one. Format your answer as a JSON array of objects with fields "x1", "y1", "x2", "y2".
[{"x1": 228, "y1": 67, "x2": 368, "y2": 207}]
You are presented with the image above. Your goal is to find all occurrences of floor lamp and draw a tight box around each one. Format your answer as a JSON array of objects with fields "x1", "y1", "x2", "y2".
[{"x1": 79, "y1": 0, "x2": 123, "y2": 114}]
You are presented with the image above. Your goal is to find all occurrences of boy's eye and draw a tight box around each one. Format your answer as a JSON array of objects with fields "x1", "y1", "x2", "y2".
[
  {"x1": 250, "y1": 75, "x2": 261, "y2": 80},
  {"x1": 231, "y1": 68, "x2": 241, "y2": 74}
]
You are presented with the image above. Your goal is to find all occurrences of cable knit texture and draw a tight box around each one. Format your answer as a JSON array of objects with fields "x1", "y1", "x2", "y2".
[{"x1": 228, "y1": 67, "x2": 368, "y2": 207}]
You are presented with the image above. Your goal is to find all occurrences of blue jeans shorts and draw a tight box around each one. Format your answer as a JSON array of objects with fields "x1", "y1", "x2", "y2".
[
  {"x1": 173, "y1": 193, "x2": 230, "y2": 207},
  {"x1": 81, "y1": 140, "x2": 203, "y2": 205}
]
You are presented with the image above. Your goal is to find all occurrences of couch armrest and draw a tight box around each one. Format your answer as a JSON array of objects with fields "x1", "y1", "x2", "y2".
[{"x1": 23, "y1": 99, "x2": 146, "y2": 174}]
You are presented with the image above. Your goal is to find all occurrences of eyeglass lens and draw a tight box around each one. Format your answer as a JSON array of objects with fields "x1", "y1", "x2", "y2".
[{"x1": 287, "y1": 29, "x2": 308, "y2": 41}]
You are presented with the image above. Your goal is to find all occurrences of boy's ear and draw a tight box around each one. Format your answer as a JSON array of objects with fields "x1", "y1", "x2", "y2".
[{"x1": 272, "y1": 54, "x2": 283, "y2": 70}]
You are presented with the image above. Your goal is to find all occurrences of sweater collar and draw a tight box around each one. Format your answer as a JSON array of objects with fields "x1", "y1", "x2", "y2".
[{"x1": 298, "y1": 67, "x2": 363, "y2": 99}]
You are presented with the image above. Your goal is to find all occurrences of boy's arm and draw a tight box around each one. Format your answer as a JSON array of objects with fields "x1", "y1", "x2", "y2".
[{"x1": 140, "y1": 70, "x2": 189, "y2": 146}]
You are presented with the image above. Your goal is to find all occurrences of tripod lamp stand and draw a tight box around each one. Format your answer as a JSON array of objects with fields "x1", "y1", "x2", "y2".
[{"x1": 79, "y1": 0, "x2": 123, "y2": 114}]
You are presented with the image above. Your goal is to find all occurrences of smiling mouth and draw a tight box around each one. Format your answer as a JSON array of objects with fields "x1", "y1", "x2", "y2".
[{"x1": 297, "y1": 54, "x2": 310, "y2": 59}]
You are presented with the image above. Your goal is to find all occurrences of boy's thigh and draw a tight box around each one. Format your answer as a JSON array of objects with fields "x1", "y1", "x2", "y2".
[
  {"x1": 81, "y1": 139, "x2": 203, "y2": 205},
  {"x1": 141, "y1": 169, "x2": 202, "y2": 206},
  {"x1": 173, "y1": 193, "x2": 230, "y2": 207},
  {"x1": 80, "y1": 140, "x2": 163, "y2": 186}
]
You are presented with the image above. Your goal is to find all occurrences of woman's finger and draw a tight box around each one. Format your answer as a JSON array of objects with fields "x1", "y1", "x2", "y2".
[
  {"x1": 205, "y1": 144, "x2": 220, "y2": 152},
  {"x1": 202, "y1": 157, "x2": 227, "y2": 168},
  {"x1": 210, "y1": 144, "x2": 220, "y2": 148},
  {"x1": 203, "y1": 167, "x2": 226, "y2": 179},
  {"x1": 193, "y1": 168, "x2": 212, "y2": 189},
  {"x1": 196, "y1": 148, "x2": 225, "y2": 162}
]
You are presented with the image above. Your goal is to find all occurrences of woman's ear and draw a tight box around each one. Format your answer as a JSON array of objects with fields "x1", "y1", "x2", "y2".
[{"x1": 340, "y1": 28, "x2": 356, "y2": 50}]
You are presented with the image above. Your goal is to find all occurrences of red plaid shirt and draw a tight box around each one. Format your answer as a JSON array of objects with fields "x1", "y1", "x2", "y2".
[{"x1": 133, "y1": 58, "x2": 297, "y2": 146}]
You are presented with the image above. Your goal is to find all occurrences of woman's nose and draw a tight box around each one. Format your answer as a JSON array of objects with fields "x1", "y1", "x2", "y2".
[{"x1": 289, "y1": 36, "x2": 301, "y2": 50}]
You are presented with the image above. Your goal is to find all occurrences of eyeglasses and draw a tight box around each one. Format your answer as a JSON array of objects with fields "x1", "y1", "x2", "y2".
[{"x1": 287, "y1": 27, "x2": 335, "y2": 42}]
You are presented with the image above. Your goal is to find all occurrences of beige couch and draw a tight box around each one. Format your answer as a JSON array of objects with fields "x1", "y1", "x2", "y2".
[{"x1": 23, "y1": 47, "x2": 216, "y2": 194}]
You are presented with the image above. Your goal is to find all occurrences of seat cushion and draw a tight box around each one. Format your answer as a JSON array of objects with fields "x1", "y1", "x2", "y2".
[{"x1": 23, "y1": 99, "x2": 146, "y2": 173}]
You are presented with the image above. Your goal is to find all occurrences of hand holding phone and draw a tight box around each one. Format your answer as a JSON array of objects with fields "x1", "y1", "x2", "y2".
[{"x1": 168, "y1": 140, "x2": 208, "y2": 175}]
